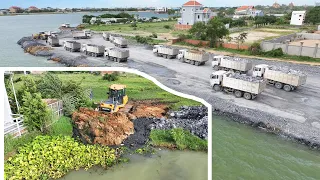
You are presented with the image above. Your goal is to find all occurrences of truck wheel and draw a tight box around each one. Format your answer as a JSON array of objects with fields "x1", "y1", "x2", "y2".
[
  {"x1": 275, "y1": 82, "x2": 283, "y2": 89},
  {"x1": 234, "y1": 90, "x2": 243, "y2": 98},
  {"x1": 283, "y1": 85, "x2": 292, "y2": 92},
  {"x1": 213, "y1": 85, "x2": 221, "y2": 91},
  {"x1": 195, "y1": 61, "x2": 200, "y2": 66},
  {"x1": 243, "y1": 93, "x2": 252, "y2": 100}
]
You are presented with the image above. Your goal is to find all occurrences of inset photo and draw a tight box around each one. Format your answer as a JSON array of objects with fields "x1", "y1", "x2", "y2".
[{"x1": 3, "y1": 70, "x2": 210, "y2": 180}]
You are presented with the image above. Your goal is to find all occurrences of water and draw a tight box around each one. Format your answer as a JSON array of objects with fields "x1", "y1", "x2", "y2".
[
  {"x1": 0, "y1": 12, "x2": 168, "y2": 67},
  {"x1": 213, "y1": 115, "x2": 320, "y2": 180},
  {"x1": 60, "y1": 150, "x2": 207, "y2": 180}
]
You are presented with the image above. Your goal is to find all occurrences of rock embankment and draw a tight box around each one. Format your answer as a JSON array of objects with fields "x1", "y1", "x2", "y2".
[{"x1": 17, "y1": 37, "x2": 53, "y2": 57}]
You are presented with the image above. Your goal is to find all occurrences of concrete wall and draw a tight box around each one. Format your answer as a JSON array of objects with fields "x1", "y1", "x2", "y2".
[
  {"x1": 301, "y1": 46, "x2": 316, "y2": 57},
  {"x1": 287, "y1": 45, "x2": 301, "y2": 56},
  {"x1": 297, "y1": 33, "x2": 320, "y2": 40}
]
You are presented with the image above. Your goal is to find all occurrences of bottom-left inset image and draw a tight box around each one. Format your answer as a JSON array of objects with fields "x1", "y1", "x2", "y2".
[{"x1": 3, "y1": 70, "x2": 209, "y2": 180}]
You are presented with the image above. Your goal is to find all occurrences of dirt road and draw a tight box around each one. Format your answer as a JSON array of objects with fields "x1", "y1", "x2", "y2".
[{"x1": 42, "y1": 33, "x2": 320, "y2": 148}]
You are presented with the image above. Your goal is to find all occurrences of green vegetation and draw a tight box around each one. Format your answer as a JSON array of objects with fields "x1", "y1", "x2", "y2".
[
  {"x1": 47, "y1": 116, "x2": 73, "y2": 136},
  {"x1": 4, "y1": 131, "x2": 40, "y2": 156},
  {"x1": 150, "y1": 128, "x2": 207, "y2": 151},
  {"x1": 85, "y1": 21, "x2": 176, "y2": 34},
  {"x1": 305, "y1": 6, "x2": 320, "y2": 25},
  {"x1": 4, "y1": 136, "x2": 119, "y2": 179},
  {"x1": 83, "y1": 12, "x2": 134, "y2": 24},
  {"x1": 102, "y1": 72, "x2": 120, "y2": 81},
  {"x1": 189, "y1": 18, "x2": 229, "y2": 47}
]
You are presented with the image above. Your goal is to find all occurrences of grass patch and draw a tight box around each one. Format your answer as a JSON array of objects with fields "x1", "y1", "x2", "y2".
[
  {"x1": 47, "y1": 116, "x2": 73, "y2": 136},
  {"x1": 150, "y1": 128, "x2": 207, "y2": 151},
  {"x1": 86, "y1": 21, "x2": 176, "y2": 34},
  {"x1": 12, "y1": 73, "x2": 201, "y2": 110}
]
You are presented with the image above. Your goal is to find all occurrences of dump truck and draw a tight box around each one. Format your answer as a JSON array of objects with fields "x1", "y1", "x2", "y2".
[
  {"x1": 210, "y1": 71, "x2": 266, "y2": 100},
  {"x1": 103, "y1": 32, "x2": 110, "y2": 41},
  {"x1": 98, "y1": 84, "x2": 129, "y2": 113},
  {"x1": 153, "y1": 45, "x2": 179, "y2": 59},
  {"x1": 177, "y1": 49, "x2": 209, "y2": 66},
  {"x1": 47, "y1": 36, "x2": 59, "y2": 47},
  {"x1": 212, "y1": 55, "x2": 252, "y2": 74},
  {"x1": 63, "y1": 41, "x2": 81, "y2": 52},
  {"x1": 104, "y1": 47, "x2": 129, "y2": 62},
  {"x1": 81, "y1": 44, "x2": 105, "y2": 57},
  {"x1": 253, "y1": 64, "x2": 307, "y2": 92},
  {"x1": 72, "y1": 30, "x2": 91, "y2": 39},
  {"x1": 113, "y1": 37, "x2": 128, "y2": 48},
  {"x1": 109, "y1": 34, "x2": 120, "y2": 43}
]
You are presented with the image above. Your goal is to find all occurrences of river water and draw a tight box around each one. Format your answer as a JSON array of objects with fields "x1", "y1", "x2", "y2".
[
  {"x1": 0, "y1": 12, "x2": 168, "y2": 67},
  {"x1": 1, "y1": 13, "x2": 320, "y2": 179},
  {"x1": 60, "y1": 150, "x2": 208, "y2": 180}
]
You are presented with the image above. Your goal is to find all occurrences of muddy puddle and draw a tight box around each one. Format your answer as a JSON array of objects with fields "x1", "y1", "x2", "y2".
[{"x1": 59, "y1": 150, "x2": 208, "y2": 180}]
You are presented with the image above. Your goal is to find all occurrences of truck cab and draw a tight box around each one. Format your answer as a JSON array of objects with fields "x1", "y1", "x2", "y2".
[
  {"x1": 210, "y1": 70, "x2": 228, "y2": 89},
  {"x1": 212, "y1": 55, "x2": 224, "y2": 68},
  {"x1": 153, "y1": 45, "x2": 163, "y2": 53},
  {"x1": 178, "y1": 49, "x2": 188, "y2": 60},
  {"x1": 104, "y1": 47, "x2": 113, "y2": 57},
  {"x1": 81, "y1": 44, "x2": 87, "y2": 52},
  {"x1": 253, "y1": 64, "x2": 269, "y2": 77},
  {"x1": 84, "y1": 29, "x2": 92, "y2": 37}
]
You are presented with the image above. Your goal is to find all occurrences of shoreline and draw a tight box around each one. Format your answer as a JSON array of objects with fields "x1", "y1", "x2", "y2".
[{"x1": 17, "y1": 33, "x2": 320, "y2": 150}]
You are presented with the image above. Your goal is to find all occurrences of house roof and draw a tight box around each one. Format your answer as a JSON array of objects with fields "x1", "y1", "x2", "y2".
[
  {"x1": 203, "y1": 8, "x2": 210, "y2": 13},
  {"x1": 183, "y1": 0, "x2": 202, "y2": 6},
  {"x1": 236, "y1": 6, "x2": 254, "y2": 11},
  {"x1": 29, "y1": 6, "x2": 38, "y2": 8},
  {"x1": 10, "y1": 6, "x2": 21, "y2": 9}
]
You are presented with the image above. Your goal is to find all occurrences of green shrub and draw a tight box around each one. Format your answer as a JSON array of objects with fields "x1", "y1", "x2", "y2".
[
  {"x1": 151, "y1": 32, "x2": 158, "y2": 38},
  {"x1": 4, "y1": 136, "x2": 119, "y2": 179},
  {"x1": 102, "y1": 72, "x2": 119, "y2": 81},
  {"x1": 249, "y1": 42, "x2": 262, "y2": 55},
  {"x1": 264, "y1": 48, "x2": 284, "y2": 57},
  {"x1": 150, "y1": 128, "x2": 207, "y2": 151},
  {"x1": 130, "y1": 23, "x2": 137, "y2": 27},
  {"x1": 164, "y1": 25, "x2": 171, "y2": 29}
]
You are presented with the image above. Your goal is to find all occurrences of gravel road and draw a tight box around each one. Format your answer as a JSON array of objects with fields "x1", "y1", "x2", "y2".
[{"x1": 20, "y1": 33, "x2": 320, "y2": 148}]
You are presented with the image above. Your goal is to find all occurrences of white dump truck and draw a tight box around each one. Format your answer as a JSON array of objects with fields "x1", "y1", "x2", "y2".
[
  {"x1": 113, "y1": 37, "x2": 128, "y2": 48},
  {"x1": 253, "y1": 64, "x2": 307, "y2": 92},
  {"x1": 109, "y1": 34, "x2": 120, "y2": 43},
  {"x1": 72, "y1": 30, "x2": 92, "y2": 39},
  {"x1": 63, "y1": 41, "x2": 81, "y2": 52},
  {"x1": 47, "y1": 36, "x2": 59, "y2": 47},
  {"x1": 153, "y1": 45, "x2": 179, "y2": 59},
  {"x1": 210, "y1": 71, "x2": 266, "y2": 100},
  {"x1": 178, "y1": 49, "x2": 209, "y2": 66},
  {"x1": 103, "y1": 32, "x2": 110, "y2": 41},
  {"x1": 104, "y1": 47, "x2": 129, "y2": 62},
  {"x1": 212, "y1": 56, "x2": 252, "y2": 74},
  {"x1": 81, "y1": 44, "x2": 105, "y2": 57}
]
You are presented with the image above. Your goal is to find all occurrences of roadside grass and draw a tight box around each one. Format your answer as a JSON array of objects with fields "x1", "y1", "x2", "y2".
[
  {"x1": 150, "y1": 128, "x2": 207, "y2": 151},
  {"x1": 125, "y1": 35, "x2": 168, "y2": 45},
  {"x1": 86, "y1": 21, "x2": 177, "y2": 34},
  {"x1": 13, "y1": 73, "x2": 201, "y2": 110},
  {"x1": 47, "y1": 116, "x2": 73, "y2": 136}
]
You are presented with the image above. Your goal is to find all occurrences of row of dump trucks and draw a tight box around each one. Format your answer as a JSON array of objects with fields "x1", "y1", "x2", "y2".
[
  {"x1": 62, "y1": 40, "x2": 129, "y2": 61},
  {"x1": 72, "y1": 30, "x2": 92, "y2": 39},
  {"x1": 210, "y1": 56, "x2": 307, "y2": 100},
  {"x1": 153, "y1": 45, "x2": 209, "y2": 66},
  {"x1": 103, "y1": 32, "x2": 128, "y2": 48}
]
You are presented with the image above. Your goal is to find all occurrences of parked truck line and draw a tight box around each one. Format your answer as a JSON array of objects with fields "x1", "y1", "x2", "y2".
[
  {"x1": 153, "y1": 45, "x2": 179, "y2": 59},
  {"x1": 104, "y1": 47, "x2": 129, "y2": 62},
  {"x1": 81, "y1": 44, "x2": 105, "y2": 57},
  {"x1": 63, "y1": 41, "x2": 81, "y2": 52},
  {"x1": 113, "y1": 37, "x2": 128, "y2": 48},
  {"x1": 72, "y1": 30, "x2": 92, "y2": 39},
  {"x1": 212, "y1": 55, "x2": 252, "y2": 74},
  {"x1": 178, "y1": 49, "x2": 209, "y2": 66}
]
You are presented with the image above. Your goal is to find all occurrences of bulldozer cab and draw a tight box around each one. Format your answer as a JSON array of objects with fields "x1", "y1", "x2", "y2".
[{"x1": 99, "y1": 84, "x2": 128, "y2": 112}]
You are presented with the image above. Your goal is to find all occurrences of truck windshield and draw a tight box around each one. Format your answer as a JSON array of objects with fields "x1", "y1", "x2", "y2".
[{"x1": 254, "y1": 68, "x2": 261, "y2": 71}]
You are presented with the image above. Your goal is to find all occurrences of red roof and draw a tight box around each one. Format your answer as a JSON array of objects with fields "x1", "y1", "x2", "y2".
[
  {"x1": 29, "y1": 6, "x2": 38, "y2": 8},
  {"x1": 236, "y1": 6, "x2": 254, "y2": 11},
  {"x1": 10, "y1": 6, "x2": 21, "y2": 9},
  {"x1": 183, "y1": 0, "x2": 202, "y2": 6}
]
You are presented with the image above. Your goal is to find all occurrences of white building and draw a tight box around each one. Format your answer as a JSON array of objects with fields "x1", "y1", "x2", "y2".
[
  {"x1": 155, "y1": 7, "x2": 168, "y2": 13},
  {"x1": 233, "y1": 6, "x2": 264, "y2": 19},
  {"x1": 290, "y1": 11, "x2": 306, "y2": 26},
  {"x1": 178, "y1": 0, "x2": 215, "y2": 25}
]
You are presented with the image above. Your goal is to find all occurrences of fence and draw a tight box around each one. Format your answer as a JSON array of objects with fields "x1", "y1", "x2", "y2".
[
  {"x1": 4, "y1": 100, "x2": 64, "y2": 138},
  {"x1": 173, "y1": 38, "x2": 249, "y2": 50}
]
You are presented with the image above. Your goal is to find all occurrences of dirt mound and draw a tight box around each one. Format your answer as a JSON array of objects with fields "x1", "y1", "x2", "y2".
[
  {"x1": 26, "y1": 46, "x2": 53, "y2": 56},
  {"x1": 130, "y1": 101, "x2": 169, "y2": 118},
  {"x1": 72, "y1": 108, "x2": 134, "y2": 146}
]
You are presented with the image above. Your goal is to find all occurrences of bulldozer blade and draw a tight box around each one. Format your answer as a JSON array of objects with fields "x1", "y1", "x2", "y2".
[{"x1": 119, "y1": 104, "x2": 133, "y2": 113}]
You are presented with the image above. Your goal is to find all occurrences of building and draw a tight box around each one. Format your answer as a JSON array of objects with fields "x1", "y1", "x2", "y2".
[
  {"x1": 178, "y1": 0, "x2": 215, "y2": 25},
  {"x1": 155, "y1": 7, "x2": 168, "y2": 14},
  {"x1": 289, "y1": 2, "x2": 294, "y2": 9},
  {"x1": 272, "y1": 2, "x2": 281, "y2": 8},
  {"x1": 28, "y1": 6, "x2": 39, "y2": 12},
  {"x1": 9, "y1": 6, "x2": 22, "y2": 13},
  {"x1": 233, "y1": 6, "x2": 263, "y2": 19},
  {"x1": 290, "y1": 11, "x2": 306, "y2": 25},
  {"x1": 0, "y1": 9, "x2": 9, "y2": 15}
]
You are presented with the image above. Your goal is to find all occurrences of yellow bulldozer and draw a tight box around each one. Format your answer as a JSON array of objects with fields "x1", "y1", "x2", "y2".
[
  {"x1": 32, "y1": 31, "x2": 48, "y2": 40},
  {"x1": 98, "y1": 84, "x2": 129, "y2": 113}
]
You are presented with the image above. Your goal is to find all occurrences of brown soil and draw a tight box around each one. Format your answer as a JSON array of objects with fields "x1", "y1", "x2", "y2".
[
  {"x1": 71, "y1": 100, "x2": 169, "y2": 146},
  {"x1": 72, "y1": 108, "x2": 134, "y2": 146},
  {"x1": 130, "y1": 100, "x2": 169, "y2": 118},
  {"x1": 25, "y1": 46, "x2": 52, "y2": 55}
]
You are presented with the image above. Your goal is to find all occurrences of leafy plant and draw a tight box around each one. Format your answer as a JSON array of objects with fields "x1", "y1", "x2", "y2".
[
  {"x1": 164, "y1": 25, "x2": 171, "y2": 29},
  {"x1": 249, "y1": 42, "x2": 262, "y2": 55},
  {"x1": 102, "y1": 72, "x2": 119, "y2": 81},
  {"x1": 4, "y1": 136, "x2": 120, "y2": 179},
  {"x1": 151, "y1": 32, "x2": 158, "y2": 38},
  {"x1": 264, "y1": 48, "x2": 284, "y2": 57}
]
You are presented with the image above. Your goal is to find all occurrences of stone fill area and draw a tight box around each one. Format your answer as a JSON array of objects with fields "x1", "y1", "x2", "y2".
[{"x1": 71, "y1": 101, "x2": 208, "y2": 149}]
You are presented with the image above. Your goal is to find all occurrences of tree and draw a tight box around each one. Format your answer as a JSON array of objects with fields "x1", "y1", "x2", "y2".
[
  {"x1": 206, "y1": 18, "x2": 229, "y2": 47},
  {"x1": 20, "y1": 92, "x2": 51, "y2": 133},
  {"x1": 305, "y1": 6, "x2": 320, "y2": 25},
  {"x1": 16, "y1": 76, "x2": 38, "y2": 107},
  {"x1": 167, "y1": 9, "x2": 175, "y2": 15},
  {"x1": 189, "y1": 18, "x2": 229, "y2": 47},
  {"x1": 234, "y1": 32, "x2": 248, "y2": 49}
]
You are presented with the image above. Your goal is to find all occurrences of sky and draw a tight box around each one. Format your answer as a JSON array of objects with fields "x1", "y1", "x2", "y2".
[{"x1": 0, "y1": 0, "x2": 317, "y2": 9}]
